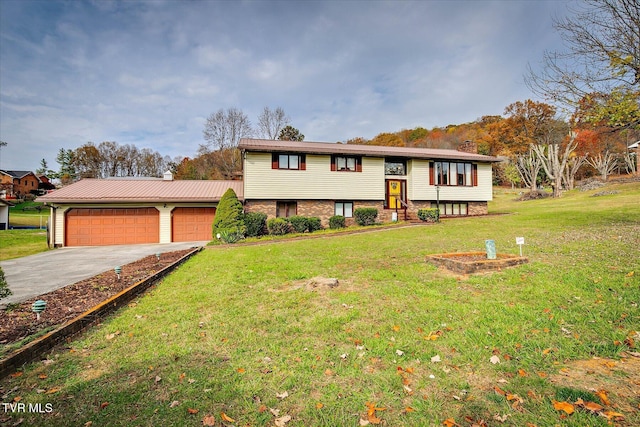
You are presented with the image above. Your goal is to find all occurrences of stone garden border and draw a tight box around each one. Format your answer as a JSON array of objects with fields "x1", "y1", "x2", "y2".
[
  {"x1": 0, "y1": 247, "x2": 202, "y2": 380},
  {"x1": 426, "y1": 252, "x2": 529, "y2": 275}
]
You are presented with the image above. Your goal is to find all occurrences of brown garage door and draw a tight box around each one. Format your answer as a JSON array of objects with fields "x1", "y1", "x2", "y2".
[
  {"x1": 66, "y1": 208, "x2": 159, "y2": 246},
  {"x1": 172, "y1": 207, "x2": 216, "y2": 242}
]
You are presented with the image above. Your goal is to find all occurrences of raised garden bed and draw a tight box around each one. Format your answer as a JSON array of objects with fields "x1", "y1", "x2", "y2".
[{"x1": 426, "y1": 252, "x2": 528, "y2": 275}]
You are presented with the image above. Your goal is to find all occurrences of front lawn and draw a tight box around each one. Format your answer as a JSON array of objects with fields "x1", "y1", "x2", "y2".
[
  {"x1": 0, "y1": 229, "x2": 49, "y2": 261},
  {"x1": 1, "y1": 182, "x2": 638, "y2": 426}
]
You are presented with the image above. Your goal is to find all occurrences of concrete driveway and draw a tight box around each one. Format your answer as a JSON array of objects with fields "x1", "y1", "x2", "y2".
[{"x1": 0, "y1": 241, "x2": 208, "y2": 305}]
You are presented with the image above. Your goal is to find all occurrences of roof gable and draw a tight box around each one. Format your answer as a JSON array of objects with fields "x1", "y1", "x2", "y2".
[{"x1": 238, "y1": 138, "x2": 500, "y2": 163}]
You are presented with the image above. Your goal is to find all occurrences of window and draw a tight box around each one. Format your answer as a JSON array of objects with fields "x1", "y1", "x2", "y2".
[
  {"x1": 385, "y1": 159, "x2": 406, "y2": 175},
  {"x1": 335, "y1": 202, "x2": 353, "y2": 218},
  {"x1": 276, "y1": 201, "x2": 297, "y2": 218},
  {"x1": 331, "y1": 155, "x2": 362, "y2": 172},
  {"x1": 272, "y1": 153, "x2": 306, "y2": 170},
  {"x1": 439, "y1": 202, "x2": 468, "y2": 216},
  {"x1": 430, "y1": 162, "x2": 477, "y2": 186}
]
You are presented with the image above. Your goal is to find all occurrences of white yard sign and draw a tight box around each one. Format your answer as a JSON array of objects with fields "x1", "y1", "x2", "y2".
[{"x1": 516, "y1": 237, "x2": 525, "y2": 256}]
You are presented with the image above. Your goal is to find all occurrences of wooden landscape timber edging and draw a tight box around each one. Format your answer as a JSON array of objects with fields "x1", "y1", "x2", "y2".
[{"x1": 0, "y1": 247, "x2": 202, "y2": 380}]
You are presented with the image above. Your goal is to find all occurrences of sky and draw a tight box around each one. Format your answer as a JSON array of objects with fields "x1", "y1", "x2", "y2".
[{"x1": 0, "y1": 0, "x2": 570, "y2": 172}]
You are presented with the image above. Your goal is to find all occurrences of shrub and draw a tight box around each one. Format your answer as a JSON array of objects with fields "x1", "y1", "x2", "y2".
[
  {"x1": 307, "y1": 217, "x2": 322, "y2": 232},
  {"x1": 212, "y1": 188, "x2": 246, "y2": 239},
  {"x1": 354, "y1": 207, "x2": 378, "y2": 226},
  {"x1": 288, "y1": 216, "x2": 309, "y2": 233},
  {"x1": 329, "y1": 215, "x2": 345, "y2": 229},
  {"x1": 267, "y1": 217, "x2": 291, "y2": 235},
  {"x1": 417, "y1": 208, "x2": 439, "y2": 222},
  {"x1": 218, "y1": 230, "x2": 244, "y2": 244},
  {"x1": 0, "y1": 267, "x2": 11, "y2": 300},
  {"x1": 244, "y1": 212, "x2": 267, "y2": 237}
]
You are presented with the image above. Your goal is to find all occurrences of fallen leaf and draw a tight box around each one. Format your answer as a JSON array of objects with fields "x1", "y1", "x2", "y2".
[
  {"x1": 324, "y1": 368, "x2": 334, "y2": 376},
  {"x1": 10, "y1": 372, "x2": 23, "y2": 378},
  {"x1": 202, "y1": 414, "x2": 216, "y2": 426},
  {"x1": 276, "y1": 391, "x2": 289, "y2": 399},
  {"x1": 404, "y1": 406, "x2": 415, "y2": 413},
  {"x1": 542, "y1": 348, "x2": 553, "y2": 355},
  {"x1": 274, "y1": 414, "x2": 292, "y2": 427},
  {"x1": 518, "y1": 369, "x2": 528, "y2": 377},
  {"x1": 258, "y1": 404, "x2": 267, "y2": 413},
  {"x1": 595, "y1": 389, "x2": 610, "y2": 406},
  {"x1": 575, "y1": 399, "x2": 603, "y2": 412},
  {"x1": 442, "y1": 418, "x2": 459, "y2": 427},
  {"x1": 269, "y1": 407, "x2": 280, "y2": 416},
  {"x1": 155, "y1": 375, "x2": 162, "y2": 383},
  {"x1": 494, "y1": 386, "x2": 506, "y2": 396},
  {"x1": 100, "y1": 402, "x2": 109, "y2": 410},
  {"x1": 38, "y1": 374, "x2": 47, "y2": 379},
  {"x1": 393, "y1": 325, "x2": 401, "y2": 331},
  {"x1": 46, "y1": 387, "x2": 61, "y2": 394},
  {"x1": 179, "y1": 373, "x2": 186, "y2": 382},
  {"x1": 490, "y1": 355, "x2": 500, "y2": 364},
  {"x1": 316, "y1": 402, "x2": 324, "y2": 409},
  {"x1": 552, "y1": 400, "x2": 574, "y2": 415},
  {"x1": 187, "y1": 408, "x2": 199, "y2": 414},
  {"x1": 169, "y1": 400, "x2": 180, "y2": 408},
  {"x1": 359, "y1": 419, "x2": 370, "y2": 426},
  {"x1": 626, "y1": 271, "x2": 634, "y2": 277},
  {"x1": 396, "y1": 349, "x2": 405, "y2": 356},
  {"x1": 493, "y1": 413, "x2": 510, "y2": 422},
  {"x1": 431, "y1": 355, "x2": 441, "y2": 363},
  {"x1": 220, "y1": 412, "x2": 234, "y2": 422},
  {"x1": 602, "y1": 410, "x2": 625, "y2": 420},
  {"x1": 236, "y1": 368, "x2": 245, "y2": 374}
]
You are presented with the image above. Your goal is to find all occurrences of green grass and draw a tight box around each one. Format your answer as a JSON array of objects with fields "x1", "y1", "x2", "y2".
[
  {"x1": 1, "y1": 182, "x2": 639, "y2": 426},
  {"x1": 0, "y1": 229, "x2": 49, "y2": 260},
  {"x1": 8, "y1": 201, "x2": 48, "y2": 227}
]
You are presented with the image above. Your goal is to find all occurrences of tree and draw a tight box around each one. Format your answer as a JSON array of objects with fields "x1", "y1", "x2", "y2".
[
  {"x1": 587, "y1": 151, "x2": 617, "y2": 180},
  {"x1": 202, "y1": 107, "x2": 252, "y2": 151},
  {"x1": 212, "y1": 188, "x2": 246, "y2": 241},
  {"x1": 526, "y1": 0, "x2": 640, "y2": 130},
  {"x1": 56, "y1": 148, "x2": 77, "y2": 184},
  {"x1": 532, "y1": 136, "x2": 578, "y2": 198},
  {"x1": 515, "y1": 148, "x2": 543, "y2": 193},
  {"x1": 278, "y1": 125, "x2": 304, "y2": 141},
  {"x1": 0, "y1": 267, "x2": 11, "y2": 300},
  {"x1": 503, "y1": 100, "x2": 559, "y2": 154},
  {"x1": 35, "y1": 158, "x2": 55, "y2": 176},
  {"x1": 257, "y1": 107, "x2": 289, "y2": 139},
  {"x1": 74, "y1": 142, "x2": 103, "y2": 178}
]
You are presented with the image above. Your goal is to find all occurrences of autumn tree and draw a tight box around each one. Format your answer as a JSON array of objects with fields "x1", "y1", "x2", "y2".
[
  {"x1": 278, "y1": 125, "x2": 304, "y2": 141},
  {"x1": 200, "y1": 107, "x2": 252, "y2": 178},
  {"x1": 532, "y1": 135, "x2": 578, "y2": 198},
  {"x1": 503, "y1": 100, "x2": 559, "y2": 155},
  {"x1": 526, "y1": 0, "x2": 640, "y2": 130},
  {"x1": 257, "y1": 107, "x2": 290, "y2": 139}
]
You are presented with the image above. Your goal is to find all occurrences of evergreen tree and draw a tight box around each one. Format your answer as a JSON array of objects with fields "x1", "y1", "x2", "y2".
[{"x1": 212, "y1": 188, "x2": 246, "y2": 240}]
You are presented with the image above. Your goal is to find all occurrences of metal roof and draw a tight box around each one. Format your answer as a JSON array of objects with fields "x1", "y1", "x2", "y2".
[
  {"x1": 36, "y1": 178, "x2": 243, "y2": 204},
  {"x1": 238, "y1": 138, "x2": 500, "y2": 163}
]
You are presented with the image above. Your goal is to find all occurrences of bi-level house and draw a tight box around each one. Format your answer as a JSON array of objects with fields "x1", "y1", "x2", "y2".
[{"x1": 239, "y1": 138, "x2": 499, "y2": 225}]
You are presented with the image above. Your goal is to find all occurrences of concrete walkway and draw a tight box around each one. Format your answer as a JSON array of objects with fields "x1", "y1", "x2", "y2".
[{"x1": 0, "y1": 242, "x2": 208, "y2": 305}]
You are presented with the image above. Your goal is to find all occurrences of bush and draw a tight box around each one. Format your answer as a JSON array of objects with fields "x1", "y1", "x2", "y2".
[
  {"x1": 0, "y1": 267, "x2": 11, "y2": 300},
  {"x1": 218, "y1": 230, "x2": 244, "y2": 244},
  {"x1": 329, "y1": 215, "x2": 345, "y2": 229},
  {"x1": 212, "y1": 188, "x2": 246, "y2": 239},
  {"x1": 354, "y1": 207, "x2": 378, "y2": 226},
  {"x1": 288, "y1": 216, "x2": 309, "y2": 233},
  {"x1": 267, "y1": 217, "x2": 291, "y2": 235},
  {"x1": 244, "y1": 212, "x2": 267, "y2": 237},
  {"x1": 417, "y1": 208, "x2": 439, "y2": 222},
  {"x1": 307, "y1": 217, "x2": 322, "y2": 232}
]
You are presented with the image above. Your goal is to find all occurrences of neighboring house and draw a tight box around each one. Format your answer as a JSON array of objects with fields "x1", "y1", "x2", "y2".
[
  {"x1": 0, "y1": 199, "x2": 14, "y2": 230},
  {"x1": 38, "y1": 175, "x2": 56, "y2": 192},
  {"x1": 36, "y1": 172, "x2": 242, "y2": 247},
  {"x1": 238, "y1": 138, "x2": 499, "y2": 225},
  {"x1": 0, "y1": 170, "x2": 41, "y2": 199}
]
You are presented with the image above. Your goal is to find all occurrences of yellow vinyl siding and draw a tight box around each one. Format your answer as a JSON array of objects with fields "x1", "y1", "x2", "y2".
[
  {"x1": 409, "y1": 161, "x2": 493, "y2": 201},
  {"x1": 244, "y1": 153, "x2": 385, "y2": 200}
]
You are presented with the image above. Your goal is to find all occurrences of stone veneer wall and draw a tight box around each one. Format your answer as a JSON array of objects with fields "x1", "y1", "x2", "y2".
[
  {"x1": 244, "y1": 199, "x2": 488, "y2": 226},
  {"x1": 468, "y1": 201, "x2": 488, "y2": 216}
]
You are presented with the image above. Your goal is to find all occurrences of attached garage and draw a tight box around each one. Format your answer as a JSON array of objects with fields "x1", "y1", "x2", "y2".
[
  {"x1": 37, "y1": 175, "x2": 243, "y2": 247},
  {"x1": 66, "y1": 208, "x2": 159, "y2": 246},
  {"x1": 172, "y1": 207, "x2": 216, "y2": 242}
]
